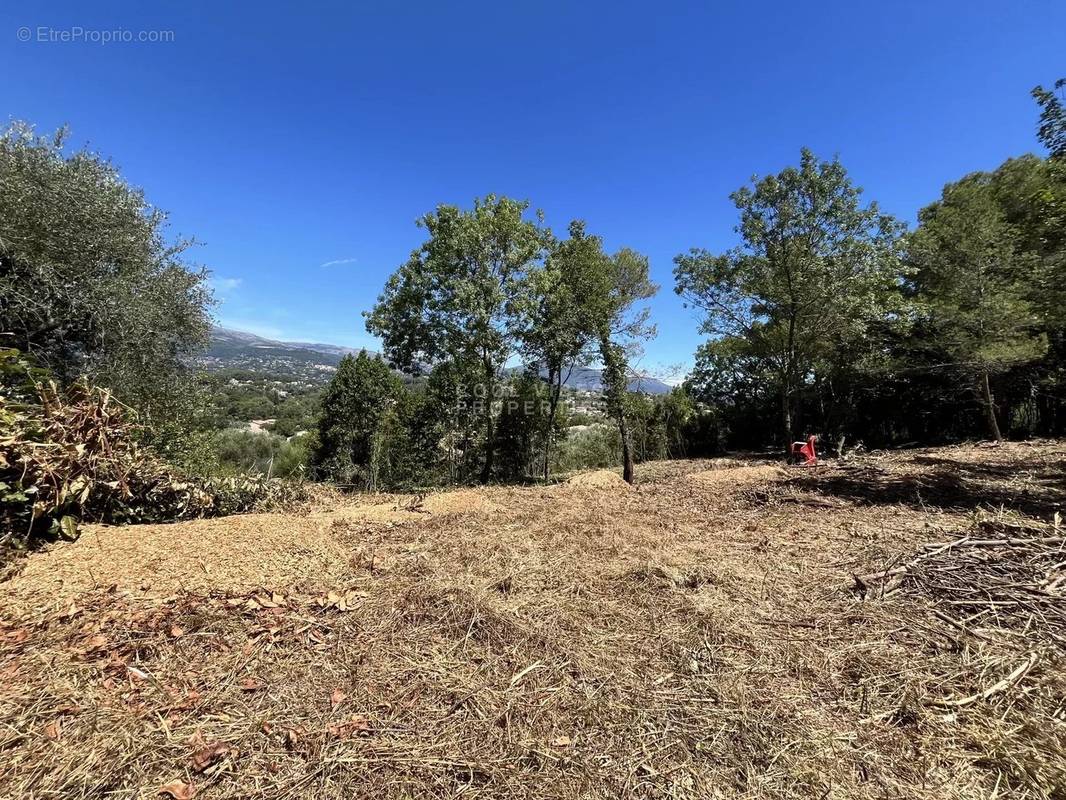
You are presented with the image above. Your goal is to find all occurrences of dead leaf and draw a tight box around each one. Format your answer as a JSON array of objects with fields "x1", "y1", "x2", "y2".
[
  {"x1": 159, "y1": 780, "x2": 196, "y2": 800},
  {"x1": 190, "y1": 741, "x2": 229, "y2": 772},
  {"x1": 164, "y1": 688, "x2": 200, "y2": 718},
  {"x1": 330, "y1": 687, "x2": 347, "y2": 710},
  {"x1": 325, "y1": 715, "x2": 372, "y2": 740},
  {"x1": 81, "y1": 633, "x2": 108, "y2": 653}
]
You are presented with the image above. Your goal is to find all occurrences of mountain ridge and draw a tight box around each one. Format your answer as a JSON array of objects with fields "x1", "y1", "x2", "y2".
[{"x1": 205, "y1": 326, "x2": 671, "y2": 394}]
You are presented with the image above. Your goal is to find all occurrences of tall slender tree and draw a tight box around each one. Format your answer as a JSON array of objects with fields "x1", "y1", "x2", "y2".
[{"x1": 587, "y1": 247, "x2": 658, "y2": 483}]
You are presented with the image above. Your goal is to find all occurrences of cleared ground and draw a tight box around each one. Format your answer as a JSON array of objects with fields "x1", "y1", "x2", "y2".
[{"x1": 1, "y1": 443, "x2": 1064, "y2": 799}]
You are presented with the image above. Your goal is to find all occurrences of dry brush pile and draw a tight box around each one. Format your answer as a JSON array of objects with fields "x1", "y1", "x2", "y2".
[
  {"x1": 0, "y1": 444, "x2": 1063, "y2": 799},
  {"x1": 1, "y1": 377, "x2": 308, "y2": 552}
]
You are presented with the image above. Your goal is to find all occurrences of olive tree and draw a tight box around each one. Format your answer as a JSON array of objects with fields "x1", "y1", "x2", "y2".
[{"x1": 0, "y1": 122, "x2": 212, "y2": 423}]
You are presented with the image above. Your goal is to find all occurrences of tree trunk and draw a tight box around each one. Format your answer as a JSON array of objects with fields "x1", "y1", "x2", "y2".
[
  {"x1": 543, "y1": 366, "x2": 562, "y2": 481},
  {"x1": 480, "y1": 360, "x2": 495, "y2": 484},
  {"x1": 781, "y1": 379, "x2": 793, "y2": 460},
  {"x1": 980, "y1": 371, "x2": 1003, "y2": 442},
  {"x1": 620, "y1": 414, "x2": 635, "y2": 484},
  {"x1": 599, "y1": 333, "x2": 634, "y2": 484},
  {"x1": 480, "y1": 410, "x2": 494, "y2": 483}
]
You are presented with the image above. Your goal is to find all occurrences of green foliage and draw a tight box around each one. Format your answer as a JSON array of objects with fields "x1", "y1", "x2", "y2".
[
  {"x1": 0, "y1": 122, "x2": 212, "y2": 424},
  {"x1": 907, "y1": 168, "x2": 1048, "y2": 439},
  {"x1": 412, "y1": 359, "x2": 485, "y2": 485},
  {"x1": 1032, "y1": 79, "x2": 1066, "y2": 161},
  {"x1": 549, "y1": 425, "x2": 621, "y2": 475},
  {"x1": 675, "y1": 148, "x2": 905, "y2": 448},
  {"x1": 213, "y1": 428, "x2": 310, "y2": 478},
  {"x1": 312, "y1": 352, "x2": 408, "y2": 489},
  {"x1": 907, "y1": 174, "x2": 1046, "y2": 368},
  {"x1": 367, "y1": 196, "x2": 552, "y2": 482},
  {"x1": 494, "y1": 373, "x2": 554, "y2": 481},
  {"x1": 624, "y1": 386, "x2": 704, "y2": 462}
]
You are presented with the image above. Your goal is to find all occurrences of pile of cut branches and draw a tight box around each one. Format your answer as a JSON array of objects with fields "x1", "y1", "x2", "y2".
[
  {"x1": 854, "y1": 514, "x2": 1066, "y2": 646},
  {"x1": 1, "y1": 377, "x2": 307, "y2": 549},
  {"x1": 853, "y1": 510, "x2": 1066, "y2": 791}
]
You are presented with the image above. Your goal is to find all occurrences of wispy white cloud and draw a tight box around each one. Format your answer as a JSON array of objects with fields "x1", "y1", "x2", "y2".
[
  {"x1": 319, "y1": 257, "x2": 358, "y2": 268},
  {"x1": 210, "y1": 276, "x2": 243, "y2": 294}
]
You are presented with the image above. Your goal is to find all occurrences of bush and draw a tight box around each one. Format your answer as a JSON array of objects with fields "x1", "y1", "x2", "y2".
[
  {"x1": 212, "y1": 427, "x2": 311, "y2": 478},
  {"x1": 550, "y1": 424, "x2": 621, "y2": 474}
]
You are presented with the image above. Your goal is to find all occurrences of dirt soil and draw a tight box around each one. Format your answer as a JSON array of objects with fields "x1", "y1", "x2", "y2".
[{"x1": 1, "y1": 442, "x2": 1064, "y2": 799}]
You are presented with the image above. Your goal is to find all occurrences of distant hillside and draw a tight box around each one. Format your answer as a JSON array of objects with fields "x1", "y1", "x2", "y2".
[
  {"x1": 200, "y1": 327, "x2": 376, "y2": 382},
  {"x1": 203, "y1": 326, "x2": 671, "y2": 394},
  {"x1": 552, "y1": 365, "x2": 671, "y2": 396}
]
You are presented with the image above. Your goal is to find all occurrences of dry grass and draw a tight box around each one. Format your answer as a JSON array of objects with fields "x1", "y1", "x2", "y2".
[{"x1": 1, "y1": 443, "x2": 1064, "y2": 799}]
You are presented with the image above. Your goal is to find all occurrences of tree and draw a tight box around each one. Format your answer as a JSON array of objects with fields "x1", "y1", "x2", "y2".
[
  {"x1": 907, "y1": 175, "x2": 1047, "y2": 441},
  {"x1": 519, "y1": 221, "x2": 600, "y2": 479},
  {"x1": 675, "y1": 149, "x2": 904, "y2": 454},
  {"x1": 1032, "y1": 79, "x2": 1066, "y2": 161},
  {"x1": 366, "y1": 196, "x2": 550, "y2": 483},
  {"x1": 416, "y1": 359, "x2": 486, "y2": 484},
  {"x1": 0, "y1": 122, "x2": 212, "y2": 419},
  {"x1": 588, "y1": 247, "x2": 658, "y2": 483},
  {"x1": 494, "y1": 371, "x2": 552, "y2": 481},
  {"x1": 312, "y1": 352, "x2": 406, "y2": 489}
]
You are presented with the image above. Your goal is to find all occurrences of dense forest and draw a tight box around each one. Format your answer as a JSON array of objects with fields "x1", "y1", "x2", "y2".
[{"x1": 1, "y1": 79, "x2": 1064, "y2": 541}]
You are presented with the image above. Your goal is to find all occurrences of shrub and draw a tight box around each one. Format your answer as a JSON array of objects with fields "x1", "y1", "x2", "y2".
[
  {"x1": 550, "y1": 424, "x2": 621, "y2": 474},
  {"x1": 213, "y1": 427, "x2": 311, "y2": 478}
]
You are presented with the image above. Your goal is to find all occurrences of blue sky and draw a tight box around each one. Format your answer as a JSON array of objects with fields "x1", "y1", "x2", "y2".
[{"x1": 3, "y1": 1, "x2": 1063, "y2": 379}]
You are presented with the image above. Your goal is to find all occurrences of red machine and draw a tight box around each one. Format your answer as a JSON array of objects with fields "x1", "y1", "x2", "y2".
[{"x1": 790, "y1": 435, "x2": 818, "y2": 465}]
